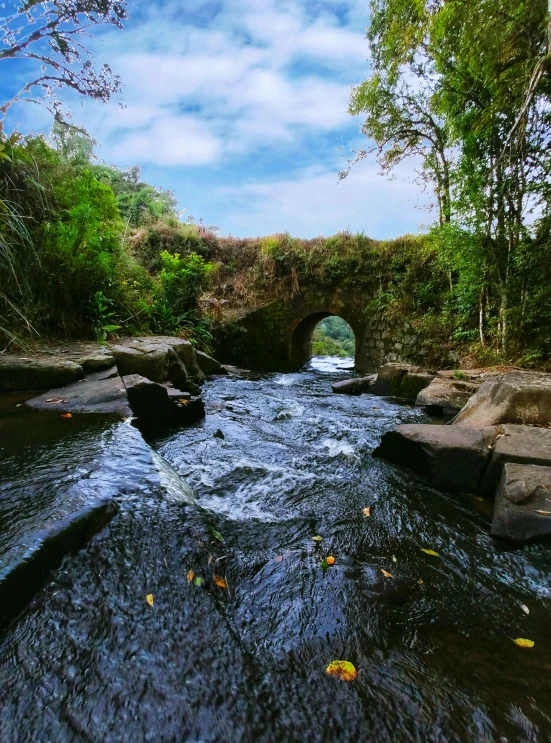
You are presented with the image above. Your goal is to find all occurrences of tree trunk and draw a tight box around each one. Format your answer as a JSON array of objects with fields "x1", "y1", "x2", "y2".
[{"x1": 479, "y1": 287, "x2": 485, "y2": 347}]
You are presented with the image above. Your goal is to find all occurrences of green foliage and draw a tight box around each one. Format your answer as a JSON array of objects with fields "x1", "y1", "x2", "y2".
[{"x1": 312, "y1": 317, "x2": 355, "y2": 358}]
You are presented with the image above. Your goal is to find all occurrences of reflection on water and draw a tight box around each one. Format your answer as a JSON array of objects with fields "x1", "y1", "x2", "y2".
[{"x1": 1, "y1": 356, "x2": 551, "y2": 743}]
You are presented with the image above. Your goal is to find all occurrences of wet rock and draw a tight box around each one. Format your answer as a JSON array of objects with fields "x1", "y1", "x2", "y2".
[
  {"x1": 0, "y1": 357, "x2": 84, "y2": 392},
  {"x1": 372, "y1": 363, "x2": 434, "y2": 401},
  {"x1": 76, "y1": 351, "x2": 115, "y2": 373},
  {"x1": 111, "y1": 336, "x2": 206, "y2": 385},
  {"x1": 196, "y1": 350, "x2": 226, "y2": 375},
  {"x1": 482, "y1": 424, "x2": 551, "y2": 493},
  {"x1": 491, "y1": 463, "x2": 551, "y2": 542},
  {"x1": 167, "y1": 347, "x2": 189, "y2": 389},
  {"x1": 25, "y1": 376, "x2": 131, "y2": 416},
  {"x1": 416, "y1": 376, "x2": 479, "y2": 414},
  {"x1": 332, "y1": 375, "x2": 377, "y2": 395},
  {"x1": 214, "y1": 429, "x2": 225, "y2": 439},
  {"x1": 454, "y1": 371, "x2": 551, "y2": 427},
  {"x1": 165, "y1": 387, "x2": 191, "y2": 401},
  {"x1": 0, "y1": 497, "x2": 117, "y2": 629},
  {"x1": 374, "y1": 423, "x2": 496, "y2": 492},
  {"x1": 123, "y1": 374, "x2": 205, "y2": 427}
]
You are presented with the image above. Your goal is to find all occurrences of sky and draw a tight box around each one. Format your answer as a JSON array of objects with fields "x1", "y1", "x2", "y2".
[{"x1": 1, "y1": 0, "x2": 434, "y2": 238}]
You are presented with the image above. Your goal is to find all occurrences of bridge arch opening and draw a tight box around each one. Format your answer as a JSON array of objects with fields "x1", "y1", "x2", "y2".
[{"x1": 291, "y1": 313, "x2": 356, "y2": 370}]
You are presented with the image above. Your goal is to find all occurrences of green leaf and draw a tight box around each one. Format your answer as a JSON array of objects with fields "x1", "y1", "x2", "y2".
[
  {"x1": 209, "y1": 526, "x2": 224, "y2": 542},
  {"x1": 193, "y1": 577, "x2": 203, "y2": 587}
]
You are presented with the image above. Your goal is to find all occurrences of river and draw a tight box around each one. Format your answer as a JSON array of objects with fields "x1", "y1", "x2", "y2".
[{"x1": 1, "y1": 356, "x2": 551, "y2": 742}]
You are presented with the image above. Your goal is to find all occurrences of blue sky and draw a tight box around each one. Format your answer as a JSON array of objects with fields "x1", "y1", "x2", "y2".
[{"x1": 2, "y1": 0, "x2": 433, "y2": 237}]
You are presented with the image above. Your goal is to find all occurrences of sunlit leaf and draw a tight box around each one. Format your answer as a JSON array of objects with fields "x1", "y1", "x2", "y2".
[
  {"x1": 513, "y1": 637, "x2": 534, "y2": 648},
  {"x1": 326, "y1": 556, "x2": 335, "y2": 565},
  {"x1": 380, "y1": 569, "x2": 394, "y2": 578},
  {"x1": 213, "y1": 575, "x2": 227, "y2": 588},
  {"x1": 312, "y1": 535, "x2": 323, "y2": 542},
  {"x1": 521, "y1": 604, "x2": 530, "y2": 615},
  {"x1": 418, "y1": 579, "x2": 424, "y2": 585},
  {"x1": 209, "y1": 526, "x2": 224, "y2": 542},
  {"x1": 421, "y1": 549, "x2": 439, "y2": 556},
  {"x1": 533, "y1": 510, "x2": 551, "y2": 516},
  {"x1": 146, "y1": 593, "x2": 154, "y2": 606},
  {"x1": 392, "y1": 555, "x2": 397, "y2": 563},
  {"x1": 179, "y1": 399, "x2": 189, "y2": 405},
  {"x1": 362, "y1": 507, "x2": 371, "y2": 517},
  {"x1": 187, "y1": 570, "x2": 195, "y2": 582},
  {"x1": 194, "y1": 577, "x2": 203, "y2": 587},
  {"x1": 61, "y1": 413, "x2": 72, "y2": 418},
  {"x1": 326, "y1": 660, "x2": 357, "y2": 681}
]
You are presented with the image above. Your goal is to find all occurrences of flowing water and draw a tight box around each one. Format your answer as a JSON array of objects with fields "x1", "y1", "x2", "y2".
[{"x1": 2, "y1": 357, "x2": 551, "y2": 743}]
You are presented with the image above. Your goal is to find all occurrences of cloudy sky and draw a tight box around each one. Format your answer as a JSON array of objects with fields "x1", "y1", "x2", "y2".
[{"x1": 2, "y1": 0, "x2": 433, "y2": 237}]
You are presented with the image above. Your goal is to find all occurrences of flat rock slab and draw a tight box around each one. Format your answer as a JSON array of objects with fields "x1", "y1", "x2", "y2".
[
  {"x1": 374, "y1": 423, "x2": 497, "y2": 492},
  {"x1": 482, "y1": 424, "x2": 551, "y2": 493},
  {"x1": 25, "y1": 376, "x2": 131, "y2": 416},
  {"x1": 111, "y1": 336, "x2": 205, "y2": 385},
  {"x1": 491, "y1": 463, "x2": 551, "y2": 542},
  {"x1": 454, "y1": 371, "x2": 551, "y2": 427},
  {"x1": 416, "y1": 376, "x2": 479, "y2": 413},
  {"x1": 332, "y1": 375, "x2": 376, "y2": 395},
  {"x1": 0, "y1": 356, "x2": 84, "y2": 392},
  {"x1": 372, "y1": 363, "x2": 435, "y2": 401}
]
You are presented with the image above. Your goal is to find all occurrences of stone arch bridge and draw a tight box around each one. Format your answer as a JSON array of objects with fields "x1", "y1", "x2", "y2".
[{"x1": 215, "y1": 289, "x2": 432, "y2": 374}]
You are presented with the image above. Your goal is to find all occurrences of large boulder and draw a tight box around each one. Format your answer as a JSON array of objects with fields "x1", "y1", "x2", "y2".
[
  {"x1": 454, "y1": 371, "x2": 551, "y2": 427},
  {"x1": 491, "y1": 463, "x2": 551, "y2": 542},
  {"x1": 372, "y1": 364, "x2": 434, "y2": 401},
  {"x1": 482, "y1": 424, "x2": 551, "y2": 493},
  {"x1": 25, "y1": 376, "x2": 131, "y2": 416},
  {"x1": 0, "y1": 356, "x2": 84, "y2": 392},
  {"x1": 415, "y1": 376, "x2": 479, "y2": 414},
  {"x1": 195, "y1": 350, "x2": 226, "y2": 375},
  {"x1": 332, "y1": 375, "x2": 377, "y2": 395},
  {"x1": 110, "y1": 336, "x2": 206, "y2": 386},
  {"x1": 374, "y1": 423, "x2": 496, "y2": 492}
]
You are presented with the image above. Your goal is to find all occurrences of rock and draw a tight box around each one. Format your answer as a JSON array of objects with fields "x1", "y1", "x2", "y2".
[
  {"x1": 0, "y1": 356, "x2": 84, "y2": 392},
  {"x1": 372, "y1": 363, "x2": 435, "y2": 401},
  {"x1": 123, "y1": 374, "x2": 205, "y2": 427},
  {"x1": 214, "y1": 428, "x2": 225, "y2": 439},
  {"x1": 482, "y1": 424, "x2": 551, "y2": 493},
  {"x1": 373, "y1": 423, "x2": 496, "y2": 491},
  {"x1": 76, "y1": 351, "x2": 115, "y2": 373},
  {"x1": 110, "y1": 336, "x2": 206, "y2": 385},
  {"x1": 165, "y1": 388, "x2": 191, "y2": 401},
  {"x1": 415, "y1": 376, "x2": 479, "y2": 414},
  {"x1": 491, "y1": 463, "x2": 551, "y2": 542},
  {"x1": 454, "y1": 371, "x2": 551, "y2": 427},
  {"x1": 0, "y1": 498, "x2": 117, "y2": 629},
  {"x1": 25, "y1": 376, "x2": 131, "y2": 416},
  {"x1": 196, "y1": 350, "x2": 226, "y2": 375},
  {"x1": 167, "y1": 347, "x2": 189, "y2": 389},
  {"x1": 332, "y1": 375, "x2": 377, "y2": 395}
]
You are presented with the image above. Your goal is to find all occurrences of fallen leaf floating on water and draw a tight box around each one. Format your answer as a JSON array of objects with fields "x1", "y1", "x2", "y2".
[
  {"x1": 60, "y1": 413, "x2": 72, "y2": 419},
  {"x1": 380, "y1": 569, "x2": 394, "y2": 578},
  {"x1": 146, "y1": 594, "x2": 154, "y2": 607},
  {"x1": 213, "y1": 575, "x2": 228, "y2": 588},
  {"x1": 326, "y1": 660, "x2": 358, "y2": 682},
  {"x1": 326, "y1": 556, "x2": 335, "y2": 565},
  {"x1": 362, "y1": 507, "x2": 371, "y2": 517},
  {"x1": 187, "y1": 570, "x2": 195, "y2": 583},
  {"x1": 521, "y1": 604, "x2": 530, "y2": 615},
  {"x1": 193, "y1": 577, "x2": 203, "y2": 587},
  {"x1": 533, "y1": 510, "x2": 551, "y2": 516},
  {"x1": 513, "y1": 638, "x2": 534, "y2": 648},
  {"x1": 312, "y1": 535, "x2": 323, "y2": 542},
  {"x1": 419, "y1": 579, "x2": 424, "y2": 585},
  {"x1": 275, "y1": 555, "x2": 283, "y2": 562},
  {"x1": 392, "y1": 555, "x2": 397, "y2": 563},
  {"x1": 421, "y1": 549, "x2": 439, "y2": 557}
]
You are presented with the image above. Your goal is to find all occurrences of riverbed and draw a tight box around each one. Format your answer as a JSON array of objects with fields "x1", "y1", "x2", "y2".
[{"x1": 1, "y1": 356, "x2": 551, "y2": 742}]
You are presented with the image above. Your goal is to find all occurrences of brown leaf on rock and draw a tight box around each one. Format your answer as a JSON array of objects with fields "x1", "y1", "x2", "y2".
[
  {"x1": 187, "y1": 570, "x2": 195, "y2": 582},
  {"x1": 213, "y1": 575, "x2": 228, "y2": 588},
  {"x1": 380, "y1": 569, "x2": 394, "y2": 578}
]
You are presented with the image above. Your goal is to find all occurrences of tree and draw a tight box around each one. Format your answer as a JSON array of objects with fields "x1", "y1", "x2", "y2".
[{"x1": 0, "y1": 0, "x2": 127, "y2": 131}]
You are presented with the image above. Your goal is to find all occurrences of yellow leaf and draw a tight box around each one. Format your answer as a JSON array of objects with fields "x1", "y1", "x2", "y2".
[
  {"x1": 146, "y1": 593, "x2": 154, "y2": 607},
  {"x1": 421, "y1": 549, "x2": 439, "y2": 556},
  {"x1": 326, "y1": 556, "x2": 335, "y2": 565},
  {"x1": 213, "y1": 575, "x2": 227, "y2": 588},
  {"x1": 418, "y1": 579, "x2": 424, "y2": 585},
  {"x1": 312, "y1": 535, "x2": 323, "y2": 542},
  {"x1": 533, "y1": 510, "x2": 551, "y2": 516},
  {"x1": 380, "y1": 569, "x2": 394, "y2": 578},
  {"x1": 326, "y1": 660, "x2": 357, "y2": 681},
  {"x1": 474, "y1": 496, "x2": 484, "y2": 502},
  {"x1": 179, "y1": 399, "x2": 189, "y2": 405},
  {"x1": 392, "y1": 555, "x2": 397, "y2": 563},
  {"x1": 513, "y1": 637, "x2": 534, "y2": 648},
  {"x1": 61, "y1": 413, "x2": 72, "y2": 419},
  {"x1": 187, "y1": 570, "x2": 195, "y2": 582},
  {"x1": 362, "y1": 507, "x2": 371, "y2": 517}
]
